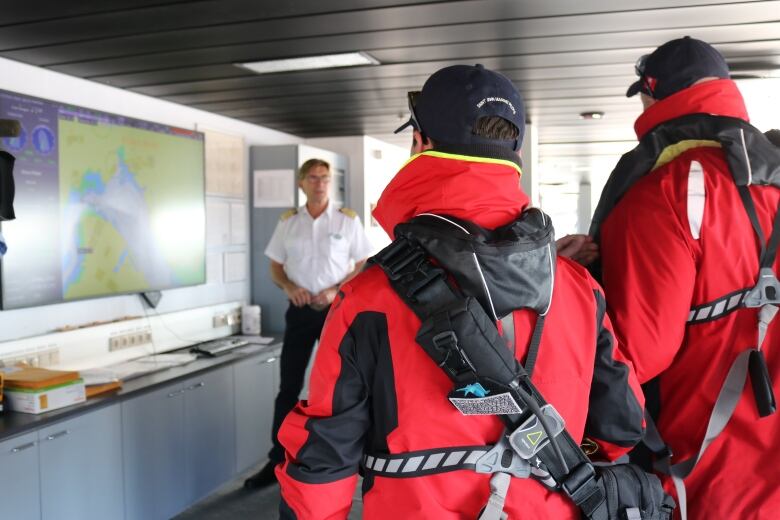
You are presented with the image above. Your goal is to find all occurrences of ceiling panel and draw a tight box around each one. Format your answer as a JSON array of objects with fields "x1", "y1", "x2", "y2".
[
  {"x1": 40, "y1": 16, "x2": 780, "y2": 79},
  {"x1": 1, "y1": 0, "x2": 778, "y2": 161},
  {"x1": 0, "y1": 0, "x2": 439, "y2": 51}
]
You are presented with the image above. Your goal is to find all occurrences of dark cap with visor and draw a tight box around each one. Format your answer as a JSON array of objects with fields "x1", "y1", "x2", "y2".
[
  {"x1": 394, "y1": 64, "x2": 526, "y2": 151},
  {"x1": 627, "y1": 36, "x2": 730, "y2": 100}
]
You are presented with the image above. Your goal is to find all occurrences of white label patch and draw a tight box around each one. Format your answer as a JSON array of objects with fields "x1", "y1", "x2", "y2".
[{"x1": 449, "y1": 392, "x2": 523, "y2": 415}]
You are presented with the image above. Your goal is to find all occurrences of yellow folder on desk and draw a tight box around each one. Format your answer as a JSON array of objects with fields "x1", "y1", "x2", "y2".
[{"x1": 2, "y1": 366, "x2": 80, "y2": 390}]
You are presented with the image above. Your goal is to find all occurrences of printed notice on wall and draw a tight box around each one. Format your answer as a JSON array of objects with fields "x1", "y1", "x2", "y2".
[
  {"x1": 223, "y1": 251, "x2": 247, "y2": 282},
  {"x1": 204, "y1": 129, "x2": 246, "y2": 197},
  {"x1": 253, "y1": 169, "x2": 294, "y2": 208}
]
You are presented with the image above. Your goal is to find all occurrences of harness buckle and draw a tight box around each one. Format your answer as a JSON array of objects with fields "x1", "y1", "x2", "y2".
[
  {"x1": 432, "y1": 330, "x2": 458, "y2": 350},
  {"x1": 561, "y1": 463, "x2": 599, "y2": 504},
  {"x1": 743, "y1": 268, "x2": 780, "y2": 308},
  {"x1": 475, "y1": 435, "x2": 531, "y2": 479},
  {"x1": 432, "y1": 331, "x2": 477, "y2": 377}
]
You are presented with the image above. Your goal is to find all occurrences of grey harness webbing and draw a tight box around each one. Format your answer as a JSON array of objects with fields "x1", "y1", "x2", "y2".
[
  {"x1": 645, "y1": 303, "x2": 776, "y2": 520},
  {"x1": 645, "y1": 347, "x2": 755, "y2": 520}
]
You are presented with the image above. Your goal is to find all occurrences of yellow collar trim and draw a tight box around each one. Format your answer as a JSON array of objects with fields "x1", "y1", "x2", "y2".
[
  {"x1": 652, "y1": 140, "x2": 721, "y2": 171},
  {"x1": 400, "y1": 150, "x2": 522, "y2": 175}
]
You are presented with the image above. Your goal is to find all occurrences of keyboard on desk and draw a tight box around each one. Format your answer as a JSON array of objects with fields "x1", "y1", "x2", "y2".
[{"x1": 191, "y1": 338, "x2": 249, "y2": 357}]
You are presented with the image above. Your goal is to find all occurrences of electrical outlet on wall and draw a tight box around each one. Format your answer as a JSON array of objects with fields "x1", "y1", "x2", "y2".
[
  {"x1": 0, "y1": 346, "x2": 61, "y2": 368},
  {"x1": 226, "y1": 311, "x2": 241, "y2": 326},
  {"x1": 213, "y1": 313, "x2": 229, "y2": 328},
  {"x1": 108, "y1": 328, "x2": 153, "y2": 352}
]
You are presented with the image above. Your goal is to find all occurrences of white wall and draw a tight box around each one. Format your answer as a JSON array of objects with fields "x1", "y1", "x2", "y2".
[
  {"x1": 306, "y1": 135, "x2": 407, "y2": 253},
  {"x1": 738, "y1": 78, "x2": 780, "y2": 133},
  {"x1": 362, "y1": 136, "x2": 408, "y2": 250},
  {"x1": 0, "y1": 57, "x2": 302, "y2": 345}
]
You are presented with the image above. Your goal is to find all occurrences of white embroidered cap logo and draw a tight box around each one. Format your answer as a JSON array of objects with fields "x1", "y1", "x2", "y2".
[{"x1": 476, "y1": 97, "x2": 516, "y2": 115}]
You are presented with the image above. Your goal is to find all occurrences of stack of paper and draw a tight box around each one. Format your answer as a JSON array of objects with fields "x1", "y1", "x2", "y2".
[
  {"x1": 1, "y1": 366, "x2": 86, "y2": 414},
  {"x1": 79, "y1": 368, "x2": 123, "y2": 399}
]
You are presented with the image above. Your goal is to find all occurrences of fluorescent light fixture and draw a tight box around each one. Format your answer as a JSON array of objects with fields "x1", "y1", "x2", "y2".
[
  {"x1": 237, "y1": 52, "x2": 379, "y2": 74},
  {"x1": 579, "y1": 111, "x2": 605, "y2": 120}
]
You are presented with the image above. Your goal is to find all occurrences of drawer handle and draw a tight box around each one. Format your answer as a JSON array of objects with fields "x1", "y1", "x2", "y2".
[
  {"x1": 46, "y1": 430, "x2": 70, "y2": 441},
  {"x1": 186, "y1": 382, "x2": 205, "y2": 391},
  {"x1": 11, "y1": 442, "x2": 36, "y2": 453},
  {"x1": 167, "y1": 389, "x2": 185, "y2": 398}
]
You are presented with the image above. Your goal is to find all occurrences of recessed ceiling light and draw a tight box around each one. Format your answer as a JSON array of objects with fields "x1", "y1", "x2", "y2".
[
  {"x1": 236, "y1": 52, "x2": 380, "y2": 74},
  {"x1": 579, "y1": 111, "x2": 605, "y2": 120}
]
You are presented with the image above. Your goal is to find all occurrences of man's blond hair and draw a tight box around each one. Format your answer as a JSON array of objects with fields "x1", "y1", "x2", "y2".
[{"x1": 298, "y1": 158, "x2": 330, "y2": 181}]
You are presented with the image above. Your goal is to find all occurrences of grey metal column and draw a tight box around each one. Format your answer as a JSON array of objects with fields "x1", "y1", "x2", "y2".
[{"x1": 520, "y1": 123, "x2": 540, "y2": 207}]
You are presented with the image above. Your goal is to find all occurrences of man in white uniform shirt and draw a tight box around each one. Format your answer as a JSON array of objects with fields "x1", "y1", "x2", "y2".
[{"x1": 245, "y1": 158, "x2": 373, "y2": 489}]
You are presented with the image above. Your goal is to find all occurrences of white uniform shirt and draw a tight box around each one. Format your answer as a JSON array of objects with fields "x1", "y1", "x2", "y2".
[{"x1": 265, "y1": 203, "x2": 373, "y2": 294}]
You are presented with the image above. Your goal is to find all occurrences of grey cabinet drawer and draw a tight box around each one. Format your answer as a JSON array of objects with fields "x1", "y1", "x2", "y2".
[
  {"x1": 183, "y1": 365, "x2": 236, "y2": 504},
  {"x1": 122, "y1": 382, "x2": 187, "y2": 520},
  {"x1": 0, "y1": 430, "x2": 41, "y2": 520},
  {"x1": 38, "y1": 404, "x2": 124, "y2": 520},
  {"x1": 234, "y1": 352, "x2": 279, "y2": 473}
]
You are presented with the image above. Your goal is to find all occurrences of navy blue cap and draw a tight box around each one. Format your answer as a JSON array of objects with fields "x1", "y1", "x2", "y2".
[
  {"x1": 627, "y1": 36, "x2": 730, "y2": 100},
  {"x1": 395, "y1": 64, "x2": 525, "y2": 151}
]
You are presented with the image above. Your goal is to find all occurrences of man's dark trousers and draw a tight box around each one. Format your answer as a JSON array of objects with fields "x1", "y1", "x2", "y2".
[{"x1": 268, "y1": 303, "x2": 329, "y2": 463}]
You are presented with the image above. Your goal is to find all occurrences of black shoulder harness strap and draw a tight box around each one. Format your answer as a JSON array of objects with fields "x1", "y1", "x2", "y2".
[
  {"x1": 371, "y1": 234, "x2": 609, "y2": 519},
  {"x1": 589, "y1": 114, "x2": 780, "y2": 243},
  {"x1": 589, "y1": 114, "x2": 780, "y2": 286}
]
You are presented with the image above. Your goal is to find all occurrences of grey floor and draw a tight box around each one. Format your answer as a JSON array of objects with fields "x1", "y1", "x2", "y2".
[{"x1": 175, "y1": 461, "x2": 364, "y2": 519}]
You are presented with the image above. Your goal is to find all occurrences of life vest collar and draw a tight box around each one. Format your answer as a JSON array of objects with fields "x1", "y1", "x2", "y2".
[
  {"x1": 634, "y1": 79, "x2": 749, "y2": 139},
  {"x1": 373, "y1": 150, "x2": 529, "y2": 239}
]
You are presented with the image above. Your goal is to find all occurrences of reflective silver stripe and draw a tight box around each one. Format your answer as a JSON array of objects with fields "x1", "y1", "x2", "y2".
[
  {"x1": 364, "y1": 446, "x2": 492, "y2": 477},
  {"x1": 443, "y1": 451, "x2": 467, "y2": 467},
  {"x1": 712, "y1": 299, "x2": 727, "y2": 317},
  {"x1": 727, "y1": 294, "x2": 742, "y2": 310},
  {"x1": 695, "y1": 307, "x2": 711, "y2": 320},
  {"x1": 363, "y1": 444, "x2": 541, "y2": 489},
  {"x1": 402, "y1": 456, "x2": 425, "y2": 472},
  {"x1": 688, "y1": 310, "x2": 696, "y2": 321},
  {"x1": 385, "y1": 459, "x2": 403, "y2": 473},
  {"x1": 464, "y1": 450, "x2": 488, "y2": 464},
  {"x1": 422, "y1": 452, "x2": 445, "y2": 470}
]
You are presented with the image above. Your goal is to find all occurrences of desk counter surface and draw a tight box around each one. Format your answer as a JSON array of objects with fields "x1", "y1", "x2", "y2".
[{"x1": 0, "y1": 339, "x2": 282, "y2": 442}]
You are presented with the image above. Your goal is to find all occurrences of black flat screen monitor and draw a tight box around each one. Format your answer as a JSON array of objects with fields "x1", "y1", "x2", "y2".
[{"x1": 0, "y1": 89, "x2": 206, "y2": 309}]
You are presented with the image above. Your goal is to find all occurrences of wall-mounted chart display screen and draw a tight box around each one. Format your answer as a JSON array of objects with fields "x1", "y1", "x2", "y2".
[{"x1": 0, "y1": 89, "x2": 206, "y2": 309}]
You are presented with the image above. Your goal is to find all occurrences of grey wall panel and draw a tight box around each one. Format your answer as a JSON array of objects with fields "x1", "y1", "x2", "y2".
[
  {"x1": 250, "y1": 145, "x2": 298, "y2": 335},
  {"x1": 250, "y1": 144, "x2": 347, "y2": 334}
]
